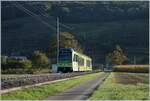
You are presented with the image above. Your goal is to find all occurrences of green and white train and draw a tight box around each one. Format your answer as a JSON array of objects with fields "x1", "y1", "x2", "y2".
[{"x1": 56, "y1": 48, "x2": 92, "y2": 72}]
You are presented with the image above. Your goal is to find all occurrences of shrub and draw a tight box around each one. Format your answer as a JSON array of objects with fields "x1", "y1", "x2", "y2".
[
  {"x1": 20, "y1": 60, "x2": 32, "y2": 69},
  {"x1": 1, "y1": 60, "x2": 32, "y2": 70},
  {"x1": 31, "y1": 51, "x2": 49, "y2": 69},
  {"x1": 113, "y1": 65, "x2": 149, "y2": 73}
]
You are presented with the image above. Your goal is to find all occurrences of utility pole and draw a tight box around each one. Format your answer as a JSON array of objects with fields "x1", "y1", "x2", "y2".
[
  {"x1": 57, "y1": 17, "x2": 59, "y2": 65},
  {"x1": 83, "y1": 33, "x2": 86, "y2": 52}
]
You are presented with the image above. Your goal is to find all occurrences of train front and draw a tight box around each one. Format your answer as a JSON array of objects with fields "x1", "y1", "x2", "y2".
[{"x1": 58, "y1": 48, "x2": 73, "y2": 73}]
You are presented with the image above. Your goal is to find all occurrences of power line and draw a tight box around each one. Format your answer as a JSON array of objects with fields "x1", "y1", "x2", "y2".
[
  {"x1": 16, "y1": 3, "x2": 61, "y2": 64},
  {"x1": 25, "y1": 2, "x2": 49, "y2": 18},
  {"x1": 24, "y1": 2, "x2": 73, "y2": 30},
  {"x1": 34, "y1": 4, "x2": 73, "y2": 30},
  {"x1": 12, "y1": 2, "x2": 56, "y2": 31},
  {"x1": 60, "y1": 23, "x2": 73, "y2": 30}
]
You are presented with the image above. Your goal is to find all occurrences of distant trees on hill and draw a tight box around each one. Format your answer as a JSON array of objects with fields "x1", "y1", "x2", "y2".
[
  {"x1": 2, "y1": 1, "x2": 148, "y2": 22},
  {"x1": 50, "y1": 1, "x2": 149, "y2": 23}
]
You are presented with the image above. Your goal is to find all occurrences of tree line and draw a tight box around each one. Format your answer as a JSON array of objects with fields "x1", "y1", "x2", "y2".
[
  {"x1": 1, "y1": 32, "x2": 83, "y2": 74},
  {"x1": 1, "y1": 31, "x2": 128, "y2": 74}
]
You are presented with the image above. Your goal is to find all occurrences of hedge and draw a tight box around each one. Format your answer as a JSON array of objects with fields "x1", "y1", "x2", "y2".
[
  {"x1": 1, "y1": 60, "x2": 32, "y2": 70},
  {"x1": 113, "y1": 65, "x2": 149, "y2": 73}
]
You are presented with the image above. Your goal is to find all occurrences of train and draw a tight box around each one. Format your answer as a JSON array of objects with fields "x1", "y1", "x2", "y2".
[{"x1": 53, "y1": 48, "x2": 92, "y2": 73}]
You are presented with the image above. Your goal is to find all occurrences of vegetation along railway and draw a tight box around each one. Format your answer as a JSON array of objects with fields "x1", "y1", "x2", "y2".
[{"x1": 2, "y1": 48, "x2": 101, "y2": 91}]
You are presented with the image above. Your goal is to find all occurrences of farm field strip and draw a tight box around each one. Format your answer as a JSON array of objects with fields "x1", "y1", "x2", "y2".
[
  {"x1": 89, "y1": 72, "x2": 149, "y2": 100},
  {"x1": 1, "y1": 72, "x2": 104, "y2": 100},
  {"x1": 2, "y1": 71, "x2": 100, "y2": 90},
  {"x1": 114, "y1": 72, "x2": 149, "y2": 84}
]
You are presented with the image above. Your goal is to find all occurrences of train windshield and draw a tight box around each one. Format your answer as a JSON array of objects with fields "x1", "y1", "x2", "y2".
[{"x1": 59, "y1": 49, "x2": 72, "y2": 61}]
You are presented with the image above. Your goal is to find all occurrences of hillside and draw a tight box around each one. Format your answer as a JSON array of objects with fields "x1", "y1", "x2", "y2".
[
  {"x1": 1, "y1": 1, "x2": 149, "y2": 64},
  {"x1": 67, "y1": 19, "x2": 149, "y2": 63}
]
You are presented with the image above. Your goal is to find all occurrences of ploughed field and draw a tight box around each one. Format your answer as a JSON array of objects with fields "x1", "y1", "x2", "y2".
[
  {"x1": 89, "y1": 72, "x2": 149, "y2": 100},
  {"x1": 1, "y1": 71, "x2": 99, "y2": 90}
]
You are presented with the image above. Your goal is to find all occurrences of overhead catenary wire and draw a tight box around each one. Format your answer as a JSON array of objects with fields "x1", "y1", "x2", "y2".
[
  {"x1": 25, "y1": 2, "x2": 49, "y2": 18},
  {"x1": 28, "y1": 5, "x2": 73, "y2": 64},
  {"x1": 12, "y1": 2, "x2": 56, "y2": 31},
  {"x1": 11, "y1": 2, "x2": 74, "y2": 59},
  {"x1": 24, "y1": 2, "x2": 73, "y2": 30}
]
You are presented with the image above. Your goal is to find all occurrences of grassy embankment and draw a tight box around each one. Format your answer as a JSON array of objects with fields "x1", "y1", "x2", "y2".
[
  {"x1": 89, "y1": 72, "x2": 149, "y2": 100},
  {"x1": 1, "y1": 72, "x2": 103, "y2": 100}
]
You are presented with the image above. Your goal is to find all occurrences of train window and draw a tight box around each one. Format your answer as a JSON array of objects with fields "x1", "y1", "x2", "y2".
[
  {"x1": 59, "y1": 49, "x2": 72, "y2": 61},
  {"x1": 78, "y1": 57, "x2": 84, "y2": 66},
  {"x1": 73, "y1": 54, "x2": 85, "y2": 66},
  {"x1": 86, "y1": 60, "x2": 91, "y2": 67},
  {"x1": 73, "y1": 54, "x2": 78, "y2": 62}
]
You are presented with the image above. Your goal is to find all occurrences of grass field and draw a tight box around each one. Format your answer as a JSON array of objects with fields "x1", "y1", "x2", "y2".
[
  {"x1": 89, "y1": 72, "x2": 149, "y2": 100},
  {"x1": 1, "y1": 72, "x2": 103, "y2": 100}
]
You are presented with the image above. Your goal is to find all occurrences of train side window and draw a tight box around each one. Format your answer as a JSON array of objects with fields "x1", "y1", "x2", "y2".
[
  {"x1": 78, "y1": 57, "x2": 84, "y2": 66},
  {"x1": 86, "y1": 60, "x2": 91, "y2": 67},
  {"x1": 73, "y1": 55, "x2": 76, "y2": 61},
  {"x1": 73, "y1": 55, "x2": 84, "y2": 66},
  {"x1": 73, "y1": 54, "x2": 78, "y2": 62},
  {"x1": 86, "y1": 60, "x2": 88, "y2": 67}
]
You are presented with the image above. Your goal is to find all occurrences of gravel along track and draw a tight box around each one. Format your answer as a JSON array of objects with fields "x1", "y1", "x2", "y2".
[{"x1": 1, "y1": 71, "x2": 100, "y2": 90}]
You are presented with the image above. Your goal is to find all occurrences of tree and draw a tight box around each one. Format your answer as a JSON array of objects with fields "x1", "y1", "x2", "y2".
[
  {"x1": 106, "y1": 45, "x2": 127, "y2": 65},
  {"x1": 48, "y1": 32, "x2": 83, "y2": 63},
  {"x1": 60, "y1": 32, "x2": 83, "y2": 52},
  {"x1": 31, "y1": 51, "x2": 49, "y2": 69}
]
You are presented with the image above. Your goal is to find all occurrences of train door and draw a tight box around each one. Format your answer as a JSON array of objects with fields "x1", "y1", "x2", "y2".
[{"x1": 72, "y1": 54, "x2": 79, "y2": 71}]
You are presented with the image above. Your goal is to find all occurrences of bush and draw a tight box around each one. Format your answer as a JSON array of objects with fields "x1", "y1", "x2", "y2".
[
  {"x1": 20, "y1": 60, "x2": 32, "y2": 69},
  {"x1": 31, "y1": 51, "x2": 49, "y2": 69},
  {"x1": 2, "y1": 60, "x2": 32, "y2": 70},
  {"x1": 113, "y1": 65, "x2": 149, "y2": 73}
]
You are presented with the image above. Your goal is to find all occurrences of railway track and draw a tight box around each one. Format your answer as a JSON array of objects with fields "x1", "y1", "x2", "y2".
[{"x1": 1, "y1": 71, "x2": 100, "y2": 90}]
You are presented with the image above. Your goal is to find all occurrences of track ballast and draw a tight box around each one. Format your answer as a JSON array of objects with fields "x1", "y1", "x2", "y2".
[{"x1": 2, "y1": 71, "x2": 100, "y2": 90}]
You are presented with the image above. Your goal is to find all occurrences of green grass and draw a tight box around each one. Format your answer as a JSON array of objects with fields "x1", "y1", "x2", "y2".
[
  {"x1": 89, "y1": 72, "x2": 149, "y2": 100},
  {"x1": 1, "y1": 72, "x2": 103, "y2": 100}
]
